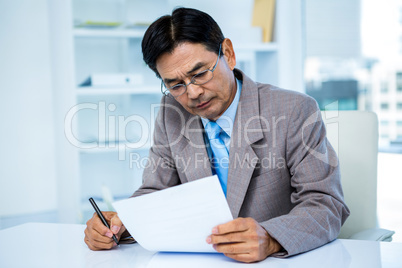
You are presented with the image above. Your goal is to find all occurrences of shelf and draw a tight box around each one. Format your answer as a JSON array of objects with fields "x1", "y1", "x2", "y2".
[
  {"x1": 73, "y1": 28, "x2": 278, "y2": 53},
  {"x1": 73, "y1": 28, "x2": 146, "y2": 38},
  {"x1": 76, "y1": 86, "x2": 161, "y2": 96}
]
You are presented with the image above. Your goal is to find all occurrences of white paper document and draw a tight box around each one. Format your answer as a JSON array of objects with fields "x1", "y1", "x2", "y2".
[{"x1": 112, "y1": 175, "x2": 233, "y2": 253}]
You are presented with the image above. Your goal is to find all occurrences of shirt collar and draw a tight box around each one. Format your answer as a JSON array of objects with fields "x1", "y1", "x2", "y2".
[{"x1": 201, "y1": 77, "x2": 242, "y2": 138}]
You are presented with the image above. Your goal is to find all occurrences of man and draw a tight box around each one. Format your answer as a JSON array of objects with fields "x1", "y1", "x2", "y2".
[{"x1": 85, "y1": 7, "x2": 349, "y2": 263}]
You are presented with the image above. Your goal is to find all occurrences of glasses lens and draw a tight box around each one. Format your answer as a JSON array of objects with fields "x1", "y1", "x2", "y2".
[
  {"x1": 192, "y1": 70, "x2": 213, "y2": 85},
  {"x1": 169, "y1": 84, "x2": 186, "y2": 97}
]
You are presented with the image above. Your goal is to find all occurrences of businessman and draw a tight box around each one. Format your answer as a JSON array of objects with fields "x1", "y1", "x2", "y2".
[{"x1": 84, "y1": 7, "x2": 350, "y2": 263}]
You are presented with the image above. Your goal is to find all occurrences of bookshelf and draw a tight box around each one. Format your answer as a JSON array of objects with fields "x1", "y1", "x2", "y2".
[{"x1": 76, "y1": 86, "x2": 160, "y2": 96}]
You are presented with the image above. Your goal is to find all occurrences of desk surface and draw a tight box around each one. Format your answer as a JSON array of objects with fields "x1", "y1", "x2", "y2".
[{"x1": 0, "y1": 223, "x2": 401, "y2": 268}]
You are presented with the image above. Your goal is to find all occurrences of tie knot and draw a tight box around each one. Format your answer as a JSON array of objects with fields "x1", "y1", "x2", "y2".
[{"x1": 205, "y1": 121, "x2": 223, "y2": 140}]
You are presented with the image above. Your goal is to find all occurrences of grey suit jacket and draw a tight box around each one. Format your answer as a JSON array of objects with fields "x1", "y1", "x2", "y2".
[{"x1": 132, "y1": 69, "x2": 350, "y2": 257}]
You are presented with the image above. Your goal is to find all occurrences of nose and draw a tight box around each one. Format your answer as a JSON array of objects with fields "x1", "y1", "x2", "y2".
[{"x1": 186, "y1": 83, "x2": 204, "y2": 99}]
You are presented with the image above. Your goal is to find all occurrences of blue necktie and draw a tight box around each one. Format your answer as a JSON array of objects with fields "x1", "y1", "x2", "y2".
[{"x1": 205, "y1": 121, "x2": 229, "y2": 196}]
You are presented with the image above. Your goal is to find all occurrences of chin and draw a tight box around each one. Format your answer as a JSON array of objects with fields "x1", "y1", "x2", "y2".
[{"x1": 194, "y1": 105, "x2": 221, "y2": 120}]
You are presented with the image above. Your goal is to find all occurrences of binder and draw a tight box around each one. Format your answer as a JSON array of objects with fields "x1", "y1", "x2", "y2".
[{"x1": 252, "y1": 0, "x2": 276, "y2": 43}]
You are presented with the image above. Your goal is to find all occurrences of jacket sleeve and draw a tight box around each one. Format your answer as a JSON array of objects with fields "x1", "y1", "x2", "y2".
[
  {"x1": 261, "y1": 96, "x2": 350, "y2": 257},
  {"x1": 131, "y1": 96, "x2": 181, "y2": 198}
]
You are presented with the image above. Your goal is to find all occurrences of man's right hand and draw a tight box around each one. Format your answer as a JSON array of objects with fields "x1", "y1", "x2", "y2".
[{"x1": 84, "y1": 211, "x2": 126, "y2": 250}]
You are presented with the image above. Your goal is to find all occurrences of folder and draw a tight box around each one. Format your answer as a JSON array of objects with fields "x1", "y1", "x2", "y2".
[{"x1": 252, "y1": 0, "x2": 276, "y2": 43}]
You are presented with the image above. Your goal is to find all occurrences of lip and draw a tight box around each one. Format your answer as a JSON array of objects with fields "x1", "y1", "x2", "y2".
[{"x1": 196, "y1": 100, "x2": 211, "y2": 109}]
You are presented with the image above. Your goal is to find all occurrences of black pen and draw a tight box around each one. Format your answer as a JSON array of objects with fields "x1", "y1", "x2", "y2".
[{"x1": 89, "y1": 197, "x2": 119, "y2": 245}]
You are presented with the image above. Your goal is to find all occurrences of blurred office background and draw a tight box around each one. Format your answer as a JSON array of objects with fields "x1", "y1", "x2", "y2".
[{"x1": 0, "y1": 0, "x2": 401, "y2": 242}]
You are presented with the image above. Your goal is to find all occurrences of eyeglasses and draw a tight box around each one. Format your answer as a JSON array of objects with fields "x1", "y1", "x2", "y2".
[{"x1": 161, "y1": 44, "x2": 222, "y2": 98}]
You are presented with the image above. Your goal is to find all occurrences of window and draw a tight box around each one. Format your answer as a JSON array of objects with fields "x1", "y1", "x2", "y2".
[
  {"x1": 380, "y1": 81, "x2": 388, "y2": 93},
  {"x1": 397, "y1": 103, "x2": 402, "y2": 110},
  {"x1": 400, "y1": 7, "x2": 402, "y2": 23},
  {"x1": 400, "y1": 35, "x2": 402, "y2": 54},
  {"x1": 381, "y1": 120, "x2": 389, "y2": 126},
  {"x1": 303, "y1": 0, "x2": 402, "y2": 243},
  {"x1": 381, "y1": 134, "x2": 389, "y2": 139},
  {"x1": 397, "y1": 72, "x2": 402, "y2": 92}
]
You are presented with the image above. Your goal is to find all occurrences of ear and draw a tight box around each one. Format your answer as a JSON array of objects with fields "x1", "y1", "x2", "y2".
[{"x1": 221, "y1": 38, "x2": 236, "y2": 70}]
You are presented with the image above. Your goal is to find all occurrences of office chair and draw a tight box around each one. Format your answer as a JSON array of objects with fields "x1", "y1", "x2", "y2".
[{"x1": 321, "y1": 110, "x2": 394, "y2": 241}]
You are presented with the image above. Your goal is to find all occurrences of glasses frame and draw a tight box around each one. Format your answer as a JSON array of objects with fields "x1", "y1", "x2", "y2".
[{"x1": 161, "y1": 44, "x2": 222, "y2": 98}]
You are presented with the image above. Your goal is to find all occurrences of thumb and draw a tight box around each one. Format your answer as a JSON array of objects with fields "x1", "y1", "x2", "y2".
[{"x1": 110, "y1": 214, "x2": 124, "y2": 235}]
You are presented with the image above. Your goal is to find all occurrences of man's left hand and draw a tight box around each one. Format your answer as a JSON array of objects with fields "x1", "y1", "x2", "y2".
[{"x1": 206, "y1": 217, "x2": 282, "y2": 263}]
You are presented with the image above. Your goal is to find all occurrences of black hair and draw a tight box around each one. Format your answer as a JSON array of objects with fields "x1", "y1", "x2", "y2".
[{"x1": 142, "y1": 7, "x2": 225, "y2": 78}]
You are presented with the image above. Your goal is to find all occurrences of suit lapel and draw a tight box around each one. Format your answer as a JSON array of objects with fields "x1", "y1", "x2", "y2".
[
  {"x1": 181, "y1": 113, "x2": 213, "y2": 182},
  {"x1": 226, "y1": 70, "x2": 264, "y2": 218}
]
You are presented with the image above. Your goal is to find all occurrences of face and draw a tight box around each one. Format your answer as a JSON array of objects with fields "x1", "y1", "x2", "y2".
[{"x1": 156, "y1": 39, "x2": 237, "y2": 121}]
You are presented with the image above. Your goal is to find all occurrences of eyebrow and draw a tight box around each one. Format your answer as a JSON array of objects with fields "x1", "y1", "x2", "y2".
[{"x1": 163, "y1": 61, "x2": 207, "y2": 85}]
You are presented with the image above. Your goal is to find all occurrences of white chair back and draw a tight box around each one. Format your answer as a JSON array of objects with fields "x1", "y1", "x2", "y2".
[{"x1": 321, "y1": 111, "x2": 379, "y2": 239}]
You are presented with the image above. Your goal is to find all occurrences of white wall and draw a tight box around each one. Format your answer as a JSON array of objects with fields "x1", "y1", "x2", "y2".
[
  {"x1": 0, "y1": 0, "x2": 58, "y2": 220},
  {"x1": 48, "y1": 0, "x2": 80, "y2": 224}
]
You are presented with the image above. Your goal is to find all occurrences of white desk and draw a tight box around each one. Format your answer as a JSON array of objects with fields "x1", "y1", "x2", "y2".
[{"x1": 0, "y1": 223, "x2": 401, "y2": 268}]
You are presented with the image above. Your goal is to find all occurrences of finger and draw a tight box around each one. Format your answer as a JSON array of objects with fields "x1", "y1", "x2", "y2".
[
  {"x1": 88, "y1": 213, "x2": 115, "y2": 238},
  {"x1": 101, "y1": 211, "x2": 119, "y2": 224},
  {"x1": 213, "y1": 242, "x2": 250, "y2": 254},
  {"x1": 110, "y1": 214, "x2": 125, "y2": 235},
  {"x1": 85, "y1": 235, "x2": 115, "y2": 251},
  {"x1": 84, "y1": 236, "x2": 99, "y2": 251},
  {"x1": 85, "y1": 226, "x2": 114, "y2": 245},
  {"x1": 87, "y1": 213, "x2": 108, "y2": 234},
  {"x1": 224, "y1": 253, "x2": 257, "y2": 263},
  {"x1": 85, "y1": 236, "x2": 110, "y2": 250},
  {"x1": 84, "y1": 212, "x2": 121, "y2": 250},
  {"x1": 207, "y1": 231, "x2": 245, "y2": 244},
  {"x1": 87, "y1": 221, "x2": 114, "y2": 242},
  {"x1": 213, "y1": 218, "x2": 251, "y2": 235},
  {"x1": 99, "y1": 212, "x2": 125, "y2": 238},
  {"x1": 85, "y1": 228, "x2": 113, "y2": 250}
]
